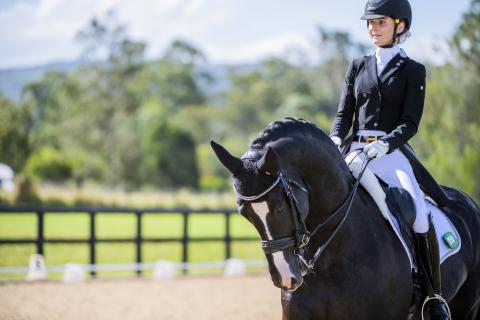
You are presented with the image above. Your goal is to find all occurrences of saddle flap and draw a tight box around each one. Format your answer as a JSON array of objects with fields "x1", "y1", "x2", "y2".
[
  {"x1": 384, "y1": 187, "x2": 416, "y2": 257},
  {"x1": 385, "y1": 187, "x2": 416, "y2": 228}
]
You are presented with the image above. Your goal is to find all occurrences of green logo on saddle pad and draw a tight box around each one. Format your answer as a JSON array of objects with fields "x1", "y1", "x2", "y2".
[{"x1": 443, "y1": 232, "x2": 459, "y2": 249}]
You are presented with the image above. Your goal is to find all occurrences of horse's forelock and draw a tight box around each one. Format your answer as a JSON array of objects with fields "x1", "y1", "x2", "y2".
[{"x1": 233, "y1": 157, "x2": 277, "y2": 198}]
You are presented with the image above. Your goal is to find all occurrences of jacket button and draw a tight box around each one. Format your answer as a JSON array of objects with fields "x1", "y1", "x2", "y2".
[{"x1": 374, "y1": 122, "x2": 378, "y2": 127}]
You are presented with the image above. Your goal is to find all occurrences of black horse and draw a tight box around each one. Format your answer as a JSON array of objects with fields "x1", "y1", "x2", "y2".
[{"x1": 211, "y1": 117, "x2": 480, "y2": 320}]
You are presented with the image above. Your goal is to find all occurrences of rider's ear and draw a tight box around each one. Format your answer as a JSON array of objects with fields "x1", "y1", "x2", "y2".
[
  {"x1": 210, "y1": 140, "x2": 242, "y2": 175},
  {"x1": 257, "y1": 147, "x2": 279, "y2": 176}
]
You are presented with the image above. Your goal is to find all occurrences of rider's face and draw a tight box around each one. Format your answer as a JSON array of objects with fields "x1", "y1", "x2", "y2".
[{"x1": 368, "y1": 17, "x2": 405, "y2": 47}]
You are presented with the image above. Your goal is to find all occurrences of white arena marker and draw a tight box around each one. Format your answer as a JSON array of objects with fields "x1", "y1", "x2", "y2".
[
  {"x1": 63, "y1": 263, "x2": 84, "y2": 284},
  {"x1": 153, "y1": 261, "x2": 176, "y2": 280},
  {"x1": 26, "y1": 254, "x2": 48, "y2": 281},
  {"x1": 224, "y1": 258, "x2": 246, "y2": 277}
]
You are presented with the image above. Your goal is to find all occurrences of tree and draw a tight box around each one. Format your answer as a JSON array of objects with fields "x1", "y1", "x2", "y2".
[
  {"x1": 311, "y1": 27, "x2": 370, "y2": 117},
  {"x1": 222, "y1": 57, "x2": 314, "y2": 146},
  {"x1": 451, "y1": 0, "x2": 480, "y2": 75},
  {"x1": 71, "y1": 10, "x2": 146, "y2": 186},
  {"x1": 141, "y1": 40, "x2": 210, "y2": 112},
  {"x1": 0, "y1": 95, "x2": 32, "y2": 172},
  {"x1": 140, "y1": 111, "x2": 199, "y2": 189},
  {"x1": 414, "y1": 0, "x2": 480, "y2": 202}
]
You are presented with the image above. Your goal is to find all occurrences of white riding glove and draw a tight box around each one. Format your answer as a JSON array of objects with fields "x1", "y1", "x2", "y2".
[
  {"x1": 330, "y1": 136, "x2": 342, "y2": 150},
  {"x1": 363, "y1": 140, "x2": 390, "y2": 159}
]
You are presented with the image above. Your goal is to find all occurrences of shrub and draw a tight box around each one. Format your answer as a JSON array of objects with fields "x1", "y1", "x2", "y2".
[{"x1": 24, "y1": 147, "x2": 73, "y2": 182}]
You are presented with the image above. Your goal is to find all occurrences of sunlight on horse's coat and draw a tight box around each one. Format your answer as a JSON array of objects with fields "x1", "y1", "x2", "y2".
[{"x1": 251, "y1": 201, "x2": 294, "y2": 288}]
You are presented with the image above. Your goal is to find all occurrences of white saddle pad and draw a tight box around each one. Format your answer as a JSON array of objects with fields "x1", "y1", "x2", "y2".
[{"x1": 386, "y1": 198, "x2": 462, "y2": 270}]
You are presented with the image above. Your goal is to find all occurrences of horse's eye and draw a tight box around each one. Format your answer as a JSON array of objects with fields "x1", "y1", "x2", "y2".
[{"x1": 276, "y1": 204, "x2": 286, "y2": 213}]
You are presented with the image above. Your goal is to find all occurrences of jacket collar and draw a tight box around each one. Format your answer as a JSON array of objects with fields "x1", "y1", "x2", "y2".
[
  {"x1": 364, "y1": 49, "x2": 409, "y2": 89},
  {"x1": 378, "y1": 51, "x2": 409, "y2": 83},
  {"x1": 365, "y1": 54, "x2": 379, "y2": 90}
]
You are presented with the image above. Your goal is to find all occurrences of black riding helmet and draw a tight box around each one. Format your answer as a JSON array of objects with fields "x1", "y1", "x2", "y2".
[{"x1": 361, "y1": 0, "x2": 412, "y2": 47}]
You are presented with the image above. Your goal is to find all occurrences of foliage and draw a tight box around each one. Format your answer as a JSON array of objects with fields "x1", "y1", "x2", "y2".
[
  {"x1": 140, "y1": 116, "x2": 199, "y2": 189},
  {"x1": 0, "y1": 95, "x2": 32, "y2": 172},
  {"x1": 451, "y1": 0, "x2": 480, "y2": 74},
  {"x1": 24, "y1": 146, "x2": 73, "y2": 182},
  {"x1": 0, "y1": 3, "x2": 478, "y2": 204},
  {"x1": 411, "y1": 0, "x2": 480, "y2": 201}
]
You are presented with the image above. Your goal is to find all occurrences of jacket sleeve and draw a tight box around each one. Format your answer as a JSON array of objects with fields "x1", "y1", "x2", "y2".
[
  {"x1": 381, "y1": 62, "x2": 426, "y2": 152},
  {"x1": 330, "y1": 59, "x2": 357, "y2": 140}
]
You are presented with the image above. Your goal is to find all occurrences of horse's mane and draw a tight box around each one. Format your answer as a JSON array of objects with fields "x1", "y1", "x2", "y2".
[{"x1": 250, "y1": 117, "x2": 330, "y2": 151}]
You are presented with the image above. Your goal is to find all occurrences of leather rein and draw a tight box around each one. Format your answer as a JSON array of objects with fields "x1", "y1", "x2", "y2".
[{"x1": 234, "y1": 157, "x2": 371, "y2": 271}]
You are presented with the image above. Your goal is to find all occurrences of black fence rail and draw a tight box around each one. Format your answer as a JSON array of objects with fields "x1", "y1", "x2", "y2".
[{"x1": 0, "y1": 206, "x2": 258, "y2": 276}]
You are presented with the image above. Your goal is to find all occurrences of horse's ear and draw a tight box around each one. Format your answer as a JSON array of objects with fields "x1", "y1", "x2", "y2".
[
  {"x1": 257, "y1": 147, "x2": 279, "y2": 176},
  {"x1": 210, "y1": 140, "x2": 242, "y2": 175}
]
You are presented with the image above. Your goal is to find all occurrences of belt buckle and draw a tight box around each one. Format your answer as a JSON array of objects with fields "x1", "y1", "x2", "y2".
[{"x1": 365, "y1": 136, "x2": 377, "y2": 143}]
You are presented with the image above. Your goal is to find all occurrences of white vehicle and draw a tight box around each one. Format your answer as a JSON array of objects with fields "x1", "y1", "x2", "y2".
[{"x1": 0, "y1": 163, "x2": 14, "y2": 192}]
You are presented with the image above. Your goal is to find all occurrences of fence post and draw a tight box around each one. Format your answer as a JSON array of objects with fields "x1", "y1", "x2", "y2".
[
  {"x1": 89, "y1": 211, "x2": 96, "y2": 277},
  {"x1": 225, "y1": 211, "x2": 231, "y2": 260},
  {"x1": 36, "y1": 211, "x2": 44, "y2": 256},
  {"x1": 135, "y1": 211, "x2": 143, "y2": 276},
  {"x1": 182, "y1": 211, "x2": 189, "y2": 275}
]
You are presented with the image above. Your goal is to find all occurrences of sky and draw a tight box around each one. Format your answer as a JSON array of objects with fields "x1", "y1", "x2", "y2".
[{"x1": 0, "y1": 0, "x2": 473, "y2": 69}]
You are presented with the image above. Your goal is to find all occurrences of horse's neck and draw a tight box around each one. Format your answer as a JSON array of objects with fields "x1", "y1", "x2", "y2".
[
  {"x1": 307, "y1": 186, "x2": 393, "y2": 275},
  {"x1": 304, "y1": 154, "x2": 353, "y2": 219}
]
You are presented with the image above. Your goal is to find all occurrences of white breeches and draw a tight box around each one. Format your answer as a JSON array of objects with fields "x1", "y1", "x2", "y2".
[{"x1": 346, "y1": 131, "x2": 429, "y2": 233}]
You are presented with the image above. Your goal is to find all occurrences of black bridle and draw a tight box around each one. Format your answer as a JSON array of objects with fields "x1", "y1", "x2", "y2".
[{"x1": 234, "y1": 157, "x2": 371, "y2": 271}]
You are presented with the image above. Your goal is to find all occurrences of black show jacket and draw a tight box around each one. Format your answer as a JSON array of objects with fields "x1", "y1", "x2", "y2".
[{"x1": 330, "y1": 51, "x2": 426, "y2": 152}]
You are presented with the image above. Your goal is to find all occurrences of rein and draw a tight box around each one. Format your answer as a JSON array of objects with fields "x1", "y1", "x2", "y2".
[
  {"x1": 299, "y1": 156, "x2": 371, "y2": 269},
  {"x1": 234, "y1": 156, "x2": 372, "y2": 271}
]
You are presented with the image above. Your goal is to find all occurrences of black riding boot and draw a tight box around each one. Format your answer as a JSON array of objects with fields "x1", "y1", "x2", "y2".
[{"x1": 416, "y1": 223, "x2": 450, "y2": 320}]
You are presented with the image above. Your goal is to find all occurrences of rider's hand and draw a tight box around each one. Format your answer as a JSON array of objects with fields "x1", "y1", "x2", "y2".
[
  {"x1": 330, "y1": 136, "x2": 342, "y2": 150},
  {"x1": 363, "y1": 140, "x2": 389, "y2": 159}
]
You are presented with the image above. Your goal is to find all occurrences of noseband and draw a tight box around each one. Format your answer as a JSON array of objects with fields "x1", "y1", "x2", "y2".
[
  {"x1": 235, "y1": 173, "x2": 310, "y2": 253},
  {"x1": 234, "y1": 157, "x2": 371, "y2": 271}
]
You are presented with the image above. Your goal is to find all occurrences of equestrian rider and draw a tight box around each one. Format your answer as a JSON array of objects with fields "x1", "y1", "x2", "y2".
[{"x1": 329, "y1": 0, "x2": 450, "y2": 318}]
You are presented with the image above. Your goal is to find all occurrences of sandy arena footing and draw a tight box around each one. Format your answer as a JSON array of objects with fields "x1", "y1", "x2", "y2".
[{"x1": 0, "y1": 275, "x2": 282, "y2": 320}]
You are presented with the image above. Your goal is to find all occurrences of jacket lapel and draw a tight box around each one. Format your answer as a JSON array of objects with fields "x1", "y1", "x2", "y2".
[
  {"x1": 379, "y1": 53, "x2": 409, "y2": 84},
  {"x1": 364, "y1": 55, "x2": 379, "y2": 90}
]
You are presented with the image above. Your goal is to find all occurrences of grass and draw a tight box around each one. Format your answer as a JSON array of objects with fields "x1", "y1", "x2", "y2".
[
  {"x1": 0, "y1": 210, "x2": 264, "y2": 279},
  {"x1": 0, "y1": 183, "x2": 238, "y2": 209}
]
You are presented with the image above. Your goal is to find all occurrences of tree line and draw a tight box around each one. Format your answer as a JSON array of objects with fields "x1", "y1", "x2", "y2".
[{"x1": 0, "y1": 2, "x2": 478, "y2": 203}]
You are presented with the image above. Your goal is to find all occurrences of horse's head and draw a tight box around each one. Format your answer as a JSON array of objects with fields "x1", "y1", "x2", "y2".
[
  {"x1": 211, "y1": 118, "x2": 351, "y2": 291},
  {"x1": 211, "y1": 140, "x2": 310, "y2": 291}
]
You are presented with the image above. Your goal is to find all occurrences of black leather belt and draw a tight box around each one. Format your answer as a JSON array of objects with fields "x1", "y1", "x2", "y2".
[{"x1": 355, "y1": 135, "x2": 384, "y2": 143}]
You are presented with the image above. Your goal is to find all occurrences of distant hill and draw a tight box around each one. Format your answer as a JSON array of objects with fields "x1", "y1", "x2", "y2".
[
  {"x1": 0, "y1": 60, "x2": 257, "y2": 103},
  {"x1": 0, "y1": 61, "x2": 81, "y2": 102}
]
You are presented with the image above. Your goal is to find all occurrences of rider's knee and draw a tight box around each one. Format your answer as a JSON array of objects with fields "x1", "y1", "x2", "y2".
[
  {"x1": 345, "y1": 151, "x2": 366, "y2": 179},
  {"x1": 413, "y1": 211, "x2": 429, "y2": 233}
]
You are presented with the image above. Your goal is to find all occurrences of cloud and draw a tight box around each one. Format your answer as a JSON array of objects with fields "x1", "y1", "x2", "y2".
[
  {"x1": 0, "y1": 0, "x2": 468, "y2": 69},
  {"x1": 205, "y1": 32, "x2": 315, "y2": 64},
  {"x1": 0, "y1": 0, "x2": 221, "y2": 68}
]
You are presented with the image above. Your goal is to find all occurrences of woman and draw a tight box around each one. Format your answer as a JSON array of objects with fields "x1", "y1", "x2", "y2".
[{"x1": 329, "y1": 0, "x2": 450, "y2": 318}]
